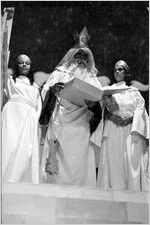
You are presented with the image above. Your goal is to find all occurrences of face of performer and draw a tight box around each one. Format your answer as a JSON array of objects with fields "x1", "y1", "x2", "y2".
[
  {"x1": 74, "y1": 50, "x2": 88, "y2": 68},
  {"x1": 114, "y1": 65, "x2": 126, "y2": 82},
  {"x1": 17, "y1": 55, "x2": 31, "y2": 76}
]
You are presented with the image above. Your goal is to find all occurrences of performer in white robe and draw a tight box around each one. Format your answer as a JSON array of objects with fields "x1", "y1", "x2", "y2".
[
  {"x1": 40, "y1": 30, "x2": 102, "y2": 186},
  {"x1": 2, "y1": 55, "x2": 42, "y2": 183},
  {"x1": 92, "y1": 60, "x2": 149, "y2": 191}
]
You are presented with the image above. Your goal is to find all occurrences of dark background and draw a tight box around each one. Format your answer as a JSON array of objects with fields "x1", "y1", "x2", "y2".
[{"x1": 1, "y1": 1, "x2": 149, "y2": 110}]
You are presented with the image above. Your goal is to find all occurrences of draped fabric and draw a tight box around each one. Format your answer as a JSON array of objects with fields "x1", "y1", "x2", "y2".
[
  {"x1": 57, "y1": 46, "x2": 98, "y2": 76},
  {"x1": 39, "y1": 88, "x2": 57, "y2": 126},
  {"x1": 94, "y1": 82, "x2": 149, "y2": 191},
  {"x1": 2, "y1": 76, "x2": 42, "y2": 183},
  {"x1": 40, "y1": 62, "x2": 102, "y2": 186}
]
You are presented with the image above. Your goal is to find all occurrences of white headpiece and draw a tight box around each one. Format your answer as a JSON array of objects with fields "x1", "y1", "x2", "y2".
[{"x1": 56, "y1": 27, "x2": 98, "y2": 76}]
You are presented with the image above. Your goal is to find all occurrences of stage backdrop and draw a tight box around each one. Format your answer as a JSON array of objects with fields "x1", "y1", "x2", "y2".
[{"x1": 1, "y1": 1, "x2": 149, "y2": 111}]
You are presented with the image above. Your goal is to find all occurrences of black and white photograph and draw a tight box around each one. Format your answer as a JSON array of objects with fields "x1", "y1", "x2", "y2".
[{"x1": 1, "y1": 1, "x2": 149, "y2": 224}]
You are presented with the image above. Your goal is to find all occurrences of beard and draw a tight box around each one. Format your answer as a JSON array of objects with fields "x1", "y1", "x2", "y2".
[
  {"x1": 75, "y1": 59, "x2": 88, "y2": 68},
  {"x1": 72, "y1": 66, "x2": 88, "y2": 79}
]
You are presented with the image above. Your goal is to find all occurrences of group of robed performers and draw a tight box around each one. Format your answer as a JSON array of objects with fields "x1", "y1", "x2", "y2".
[{"x1": 2, "y1": 27, "x2": 149, "y2": 191}]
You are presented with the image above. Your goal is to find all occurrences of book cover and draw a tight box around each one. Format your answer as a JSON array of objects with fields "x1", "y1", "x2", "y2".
[{"x1": 59, "y1": 78, "x2": 131, "y2": 106}]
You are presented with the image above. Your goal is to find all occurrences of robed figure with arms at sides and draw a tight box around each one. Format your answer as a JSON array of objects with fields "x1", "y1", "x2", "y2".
[
  {"x1": 40, "y1": 27, "x2": 102, "y2": 186},
  {"x1": 92, "y1": 60, "x2": 149, "y2": 191}
]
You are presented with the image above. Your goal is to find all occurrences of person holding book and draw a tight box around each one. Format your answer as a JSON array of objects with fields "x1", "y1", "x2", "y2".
[
  {"x1": 93, "y1": 60, "x2": 149, "y2": 191},
  {"x1": 40, "y1": 27, "x2": 102, "y2": 186},
  {"x1": 2, "y1": 54, "x2": 42, "y2": 183}
]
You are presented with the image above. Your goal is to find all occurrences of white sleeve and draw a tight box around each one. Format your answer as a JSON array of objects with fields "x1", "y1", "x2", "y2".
[
  {"x1": 6, "y1": 76, "x2": 15, "y2": 98},
  {"x1": 36, "y1": 95, "x2": 42, "y2": 120},
  {"x1": 131, "y1": 90, "x2": 149, "y2": 139}
]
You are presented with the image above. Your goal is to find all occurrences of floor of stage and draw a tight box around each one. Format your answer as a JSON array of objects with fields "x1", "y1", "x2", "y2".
[{"x1": 2, "y1": 183, "x2": 149, "y2": 224}]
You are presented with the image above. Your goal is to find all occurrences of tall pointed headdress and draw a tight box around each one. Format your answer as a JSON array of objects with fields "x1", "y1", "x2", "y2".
[
  {"x1": 57, "y1": 27, "x2": 97, "y2": 75},
  {"x1": 78, "y1": 26, "x2": 90, "y2": 47}
]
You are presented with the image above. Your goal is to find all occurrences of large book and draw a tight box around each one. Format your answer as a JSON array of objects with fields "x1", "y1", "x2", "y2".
[{"x1": 59, "y1": 78, "x2": 131, "y2": 106}]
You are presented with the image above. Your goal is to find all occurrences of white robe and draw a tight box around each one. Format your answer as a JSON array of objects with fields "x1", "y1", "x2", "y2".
[
  {"x1": 2, "y1": 76, "x2": 42, "y2": 183},
  {"x1": 41, "y1": 66, "x2": 102, "y2": 186},
  {"x1": 92, "y1": 82, "x2": 149, "y2": 191}
]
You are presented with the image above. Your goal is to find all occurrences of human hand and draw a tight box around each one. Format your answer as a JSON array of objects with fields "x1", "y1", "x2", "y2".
[
  {"x1": 50, "y1": 82, "x2": 64, "y2": 95},
  {"x1": 131, "y1": 134, "x2": 139, "y2": 143},
  {"x1": 131, "y1": 132, "x2": 140, "y2": 143},
  {"x1": 45, "y1": 157, "x2": 59, "y2": 175},
  {"x1": 84, "y1": 100, "x2": 97, "y2": 108}
]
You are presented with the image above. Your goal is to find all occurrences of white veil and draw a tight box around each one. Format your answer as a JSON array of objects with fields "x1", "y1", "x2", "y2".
[{"x1": 56, "y1": 46, "x2": 98, "y2": 77}]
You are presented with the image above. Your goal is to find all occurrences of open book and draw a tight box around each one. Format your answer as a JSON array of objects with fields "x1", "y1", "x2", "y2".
[{"x1": 59, "y1": 78, "x2": 131, "y2": 106}]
